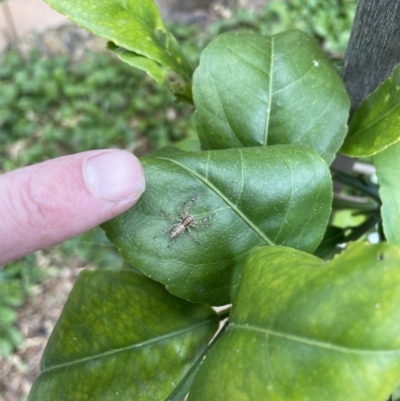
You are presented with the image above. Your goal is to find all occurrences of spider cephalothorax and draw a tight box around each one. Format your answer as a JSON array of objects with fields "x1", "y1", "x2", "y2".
[{"x1": 153, "y1": 195, "x2": 215, "y2": 248}]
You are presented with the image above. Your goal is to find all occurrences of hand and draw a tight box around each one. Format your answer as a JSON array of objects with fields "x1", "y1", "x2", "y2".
[{"x1": 0, "y1": 150, "x2": 145, "y2": 265}]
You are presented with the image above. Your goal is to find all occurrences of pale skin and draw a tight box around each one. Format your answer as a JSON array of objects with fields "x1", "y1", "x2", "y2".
[{"x1": 0, "y1": 150, "x2": 146, "y2": 265}]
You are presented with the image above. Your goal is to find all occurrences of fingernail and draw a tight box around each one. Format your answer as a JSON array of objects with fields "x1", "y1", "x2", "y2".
[{"x1": 84, "y1": 151, "x2": 145, "y2": 202}]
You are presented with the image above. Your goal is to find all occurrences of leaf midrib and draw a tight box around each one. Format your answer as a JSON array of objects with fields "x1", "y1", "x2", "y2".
[
  {"x1": 230, "y1": 323, "x2": 400, "y2": 354},
  {"x1": 264, "y1": 36, "x2": 274, "y2": 146},
  {"x1": 158, "y1": 155, "x2": 275, "y2": 246},
  {"x1": 349, "y1": 101, "x2": 400, "y2": 139},
  {"x1": 40, "y1": 320, "x2": 215, "y2": 374}
]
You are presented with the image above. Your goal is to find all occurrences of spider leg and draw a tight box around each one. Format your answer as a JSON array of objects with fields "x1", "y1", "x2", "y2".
[
  {"x1": 160, "y1": 210, "x2": 178, "y2": 220},
  {"x1": 179, "y1": 194, "x2": 198, "y2": 217},
  {"x1": 193, "y1": 213, "x2": 215, "y2": 225},
  {"x1": 187, "y1": 227, "x2": 201, "y2": 245},
  {"x1": 191, "y1": 223, "x2": 211, "y2": 229},
  {"x1": 153, "y1": 223, "x2": 179, "y2": 239}
]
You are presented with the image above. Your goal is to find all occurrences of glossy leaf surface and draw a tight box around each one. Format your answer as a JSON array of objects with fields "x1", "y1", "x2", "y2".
[
  {"x1": 193, "y1": 30, "x2": 350, "y2": 164},
  {"x1": 373, "y1": 141, "x2": 400, "y2": 245},
  {"x1": 341, "y1": 63, "x2": 400, "y2": 157},
  {"x1": 28, "y1": 270, "x2": 218, "y2": 401},
  {"x1": 189, "y1": 243, "x2": 400, "y2": 401},
  {"x1": 103, "y1": 146, "x2": 332, "y2": 305},
  {"x1": 43, "y1": 0, "x2": 192, "y2": 95}
]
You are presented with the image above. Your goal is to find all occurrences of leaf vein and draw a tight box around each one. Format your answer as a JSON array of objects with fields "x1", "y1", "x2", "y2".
[
  {"x1": 40, "y1": 320, "x2": 216, "y2": 374},
  {"x1": 229, "y1": 324, "x2": 400, "y2": 354},
  {"x1": 157, "y1": 155, "x2": 274, "y2": 245}
]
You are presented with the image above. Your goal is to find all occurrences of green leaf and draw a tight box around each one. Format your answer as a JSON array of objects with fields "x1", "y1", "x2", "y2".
[
  {"x1": 193, "y1": 30, "x2": 350, "y2": 164},
  {"x1": 188, "y1": 243, "x2": 400, "y2": 401},
  {"x1": 166, "y1": 322, "x2": 228, "y2": 401},
  {"x1": 373, "y1": 141, "x2": 400, "y2": 245},
  {"x1": 0, "y1": 306, "x2": 17, "y2": 323},
  {"x1": 0, "y1": 338, "x2": 13, "y2": 356},
  {"x1": 43, "y1": 0, "x2": 192, "y2": 96},
  {"x1": 341, "y1": 63, "x2": 400, "y2": 157},
  {"x1": 107, "y1": 42, "x2": 193, "y2": 102},
  {"x1": 107, "y1": 42, "x2": 168, "y2": 85},
  {"x1": 2, "y1": 325, "x2": 23, "y2": 348},
  {"x1": 103, "y1": 145, "x2": 332, "y2": 305},
  {"x1": 28, "y1": 270, "x2": 218, "y2": 401}
]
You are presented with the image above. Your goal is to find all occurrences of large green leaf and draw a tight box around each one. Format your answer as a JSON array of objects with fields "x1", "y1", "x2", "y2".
[
  {"x1": 341, "y1": 63, "x2": 400, "y2": 157},
  {"x1": 28, "y1": 270, "x2": 218, "y2": 401},
  {"x1": 43, "y1": 0, "x2": 192, "y2": 97},
  {"x1": 103, "y1": 145, "x2": 332, "y2": 305},
  {"x1": 193, "y1": 30, "x2": 350, "y2": 164},
  {"x1": 373, "y1": 141, "x2": 400, "y2": 245},
  {"x1": 188, "y1": 243, "x2": 400, "y2": 401}
]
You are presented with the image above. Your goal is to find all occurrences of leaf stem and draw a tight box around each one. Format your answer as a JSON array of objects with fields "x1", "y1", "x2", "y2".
[
  {"x1": 165, "y1": 320, "x2": 229, "y2": 401},
  {"x1": 333, "y1": 194, "x2": 379, "y2": 212},
  {"x1": 343, "y1": 212, "x2": 381, "y2": 242},
  {"x1": 216, "y1": 306, "x2": 231, "y2": 320},
  {"x1": 331, "y1": 169, "x2": 380, "y2": 202}
]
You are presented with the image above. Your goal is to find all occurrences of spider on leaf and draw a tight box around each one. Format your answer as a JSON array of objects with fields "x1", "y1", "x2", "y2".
[{"x1": 153, "y1": 195, "x2": 215, "y2": 248}]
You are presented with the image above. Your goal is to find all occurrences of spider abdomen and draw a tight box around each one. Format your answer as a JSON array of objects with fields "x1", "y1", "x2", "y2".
[{"x1": 170, "y1": 214, "x2": 194, "y2": 238}]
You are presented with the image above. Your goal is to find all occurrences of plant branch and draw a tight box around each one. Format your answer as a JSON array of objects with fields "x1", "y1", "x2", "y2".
[
  {"x1": 331, "y1": 169, "x2": 381, "y2": 202},
  {"x1": 343, "y1": 212, "x2": 381, "y2": 243}
]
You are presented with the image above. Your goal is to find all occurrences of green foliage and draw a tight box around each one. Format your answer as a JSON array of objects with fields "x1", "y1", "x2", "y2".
[
  {"x1": 210, "y1": 0, "x2": 357, "y2": 55},
  {"x1": 103, "y1": 145, "x2": 332, "y2": 305},
  {"x1": 341, "y1": 63, "x2": 400, "y2": 157},
  {"x1": 373, "y1": 141, "x2": 400, "y2": 246},
  {"x1": 43, "y1": 0, "x2": 193, "y2": 101},
  {"x1": 193, "y1": 30, "x2": 349, "y2": 163},
  {"x1": 189, "y1": 243, "x2": 400, "y2": 401},
  {"x1": 0, "y1": 256, "x2": 46, "y2": 356},
  {"x1": 3, "y1": 0, "x2": 400, "y2": 399},
  {"x1": 28, "y1": 269, "x2": 218, "y2": 400},
  {"x1": 0, "y1": 49, "x2": 196, "y2": 172}
]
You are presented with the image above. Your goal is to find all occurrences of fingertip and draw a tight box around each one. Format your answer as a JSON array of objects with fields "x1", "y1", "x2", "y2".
[{"x1": 84, "y1": 150, "x2": 145, "y2": 204}]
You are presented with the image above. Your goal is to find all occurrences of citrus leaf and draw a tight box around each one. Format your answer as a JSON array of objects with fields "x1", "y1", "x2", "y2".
[
  {"x1": 188, "y1": 243, "x2": 400, "y2": 401},
  {"x1": 43, "y1": 0, "x2": 192, "y2": 96},
  {"x1": 373, "y1": 141, "x2": 400, "y2": 245},
  {"x1": 341, "y1": 63, "x2": 400, "y2": 157},
  {"x1": 107, "y1": 42, "x2": 168, "y2": 85},
  {"x1": 103, "y1": 145, "x2": 332, "y2": 305},
  {"x1": 193, "y1": 30, "x2": 350, "y2": 164},
  {"x1": 107, "y1": 42, "x2": 193, "y2": 102},
  {"x1": 28, "y1": 270, "x2": 218, "y2": 401}
]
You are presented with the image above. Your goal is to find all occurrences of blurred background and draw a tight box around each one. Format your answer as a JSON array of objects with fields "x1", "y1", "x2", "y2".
[{"x1": 0, "y1": 0, "x2": 356, "y2": 399}]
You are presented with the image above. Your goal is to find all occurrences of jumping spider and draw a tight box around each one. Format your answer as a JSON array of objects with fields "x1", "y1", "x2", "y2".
[{"x1": 153, "y1": 195, "x2": 215, "y2": 248}]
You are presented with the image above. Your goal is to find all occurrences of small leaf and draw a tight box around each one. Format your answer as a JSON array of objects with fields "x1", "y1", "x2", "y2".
[
  {"x1": 0, "y1": 306, "x2": 17, "y2": 323},
  {"x1": 43, "y1": 0, "x2": 192, "y2": 95},
  {"x1": 103, "y1": 146, "x2": 332, "y2": 305},
  {"x1": 188, "y1": 243, "x2": 400, "y2": 401},
  {"x1": 193, "y1": 30, "x2": 350, "y2": 164},
  {"x1": 108, "y1": 42, "x2": 193, "y2": 102},
  {"x1": 28, "y1": 270, "x2": 218, "y2": 401},
  {"x1": 373, "y1": 141, "x2": 400, "y2": 245},
  {"x1": 341, "y1": 63, "x2": 400, "y2": 157},
  {"x1": 107, "y1": 42, "x2": 168, "y2": 86}
]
